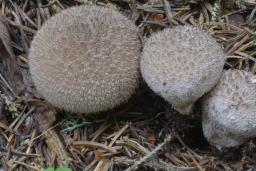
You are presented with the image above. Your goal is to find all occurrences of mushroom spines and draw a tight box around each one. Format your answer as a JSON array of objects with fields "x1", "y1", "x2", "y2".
[{"x1": 29, "y1": 5, "x2": 141, "y2": 114}]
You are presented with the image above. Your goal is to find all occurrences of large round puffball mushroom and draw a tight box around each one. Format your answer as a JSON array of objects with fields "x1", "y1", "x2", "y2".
[
  {"x1": 140, "y1": 25, "x2": 225, "y2": 114},
  {"x1": 29, "y1": 5, "x2": 141, "y2": 114},
  {"x1": 202, "y1": 69, "x2": 256, "y2": 149}
]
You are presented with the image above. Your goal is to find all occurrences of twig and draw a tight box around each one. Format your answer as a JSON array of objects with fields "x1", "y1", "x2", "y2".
[
  {"x1": 45, "y1": 129, "x2": 72, "y2": 166},
  {"x1": 1, "y1": 16, "x2": 36, "y2": 33},
  {"x1": 12, "y1": 160, "x2": 41, "y2": 171},
  {"x1": 0, "y1": 146, "x2": 40, "y2": 157},
  {"x1": 125, "y1": 134, "x2": 174, "y2": 171},
  {"x1": 0, "y1": 72, "x2": 16, "y2": 97},
  {"x1": 73, "y1": 141, "x2": 117, "y2": 154},
  {"x1": 116, "y1": 138, "x2": 150, "y2": 155},
  {"x1": 187, "y1": 151, "x2": 204, "y2": 171},
  {"x1": 83, "y1": 159, "x2": 98, "y2": 171},
  {"x1": 109, "y1": 123, "x2": 130, "y2": 147},
  {"x1": 162, "y1": 0, "x2": 173, "y2": 24},
  {"x1": 10, "y1": 129, "x2": 37, "y2": 171}
]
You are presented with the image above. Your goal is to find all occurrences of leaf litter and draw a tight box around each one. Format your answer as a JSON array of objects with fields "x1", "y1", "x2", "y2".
[{"x1": 0, "y1": 0, "x2": 256, "y2": 171}]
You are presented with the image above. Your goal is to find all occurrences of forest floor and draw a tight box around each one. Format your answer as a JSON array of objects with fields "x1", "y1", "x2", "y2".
[{"x1": 1, "y1": 0, "x2": 256, "y2": 171}]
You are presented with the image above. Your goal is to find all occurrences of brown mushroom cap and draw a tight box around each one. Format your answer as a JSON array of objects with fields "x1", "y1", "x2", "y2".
[
  {"x1": 29, "y1": 5, "x2": 141, "y2": 114},
  {"x1": 140, "y1": 25, "x2": 225, "y2": 114}
]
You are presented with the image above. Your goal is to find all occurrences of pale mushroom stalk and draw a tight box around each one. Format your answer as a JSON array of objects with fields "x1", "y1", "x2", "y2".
[{"x1": 176, "y1": 103, "x2": 194, "y2": 115}]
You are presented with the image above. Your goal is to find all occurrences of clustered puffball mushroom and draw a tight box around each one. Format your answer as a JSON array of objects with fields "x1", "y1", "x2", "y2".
[
  {"x1": 29, "y1": 5, "x2": 141, "y2": 114},
  {"x1": 140, "y1": 25, "x2": 225, "y2": 114},
  {"x1": 202, "y1": 69, "x2": 256, "y2": 149}
]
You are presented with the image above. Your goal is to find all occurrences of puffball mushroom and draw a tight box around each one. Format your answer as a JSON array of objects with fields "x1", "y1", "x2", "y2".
[
  {"x1": 202, "y1": 69, "x2": 256, "y2": 149},
  {"x1": 140, "y1": 25, "x2": 225, "y2": 114},
  {"x1": 29, "y1": 5, "x2": 141, "y2": 114}
]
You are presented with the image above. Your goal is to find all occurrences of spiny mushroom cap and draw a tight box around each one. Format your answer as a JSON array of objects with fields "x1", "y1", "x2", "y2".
[
  {"x1": 29, "y1": 5, "x2": 141, "y2": 114},
  {"x1": 140, "y1": 25, "x2": 225, "y2": 114},
  {"x1": 202, "y1": 69, "x2": 256, "y2": 149}
]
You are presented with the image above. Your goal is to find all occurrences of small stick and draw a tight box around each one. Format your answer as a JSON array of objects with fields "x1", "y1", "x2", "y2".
[
  {"x1": 73, "y1": 141, "x2": 117, "y2": 154},
  {"x1": 12, "y1": 160, "x2": 41, "y2": 171},
  {"x1": 125, "y1": 134, "x2": 174, "y2": 171},
  {"x1": 187, "y1": 151, "x2": 204, "y2": 171},
  {"x1": 162, "y1": 0, "x2": 173, "y2": 24},
  {"x1": 116, "y1": 138, "x2": 150, "y2": 155},
  {"x1": 109, "y1": 123, "x2": 130, "y2": 147},
  {"x1": 0, "y1": 72, "x2": 16, "y2": 97},
  {"x1": 2, "y1": 16, "x2": 36, "y2": 33},
  {"x1": 83, "y1": 159, "x2": 98, "y2": 171},
  {"x1": 0, "y1": 146, "x2": 40, "y2": 157},
  {"x1": 10, "y1": 129, "x2": 37, "y2": 171}
]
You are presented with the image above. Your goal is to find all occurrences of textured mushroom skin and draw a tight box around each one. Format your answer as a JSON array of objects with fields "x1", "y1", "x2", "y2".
[
  {"x1": 202, "y1": 69, "x2": 256, "y2": 149},
  {"x1": 29, "y1": 5, "x2": 141, "y2": 114},
  {"x1": 140, "y1": 26, "x2": 225, "y2": 114}
]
